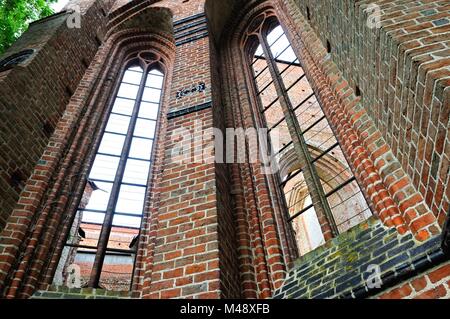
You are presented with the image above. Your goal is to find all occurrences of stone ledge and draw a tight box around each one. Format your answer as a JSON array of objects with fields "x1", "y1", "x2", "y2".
[
  {"x1": 31, "y1": 285, "x2": 132, "y2": 299},
  {"x1": 274, "y1": 217, "x2": 446, "y2": 299}
]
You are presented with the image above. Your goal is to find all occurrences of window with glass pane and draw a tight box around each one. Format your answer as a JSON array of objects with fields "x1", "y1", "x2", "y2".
[
  {"x1": 54, "y1": 60, "x2": 164, "y2": 291},
  {"x1": 247, "y1": 16, "x2": 372, "y2": 256}
]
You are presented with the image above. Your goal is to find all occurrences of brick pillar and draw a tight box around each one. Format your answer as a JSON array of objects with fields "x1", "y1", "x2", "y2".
[{"x1": 139, "y1": 1, "x2": 242, "y2": 299}]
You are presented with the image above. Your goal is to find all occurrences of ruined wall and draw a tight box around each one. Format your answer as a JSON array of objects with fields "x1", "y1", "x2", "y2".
[
  {"x1": 376, "y1": 259, "x2": 450, "y2": 299},
  {"x1": 0, "y1": 0, "x2": 113, "y2": 231}
]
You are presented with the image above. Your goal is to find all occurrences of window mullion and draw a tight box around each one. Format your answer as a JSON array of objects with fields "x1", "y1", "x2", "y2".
[
  {"x1": 258, "y1": 33, "x2": 339, "y2": 237},
  {"x1": 88, "y1": 68, "x2": 147, "y2": 288}
]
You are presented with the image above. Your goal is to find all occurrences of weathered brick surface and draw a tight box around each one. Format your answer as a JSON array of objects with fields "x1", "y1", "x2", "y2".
[
  {"x1": 0, "y1": 0, "x2": 113, "y2": 232},
  {"x1": 273, "y1": 217, "x2": 445, "y2": 299},
  {"x1": 376, "y1": 260, "x2": 450, "y2": 299}
]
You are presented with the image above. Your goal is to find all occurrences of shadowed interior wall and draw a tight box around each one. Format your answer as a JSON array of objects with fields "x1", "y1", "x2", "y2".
[{"x1": 0, "y1": 0, "x2": 114, "y2": 231}]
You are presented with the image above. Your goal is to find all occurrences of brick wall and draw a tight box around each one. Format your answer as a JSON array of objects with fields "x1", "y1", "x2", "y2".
[
  {"x1": 210, "y1": 34, "x2": 242, "y2": 299},
  {"x1": 134, "y1": 0, "x2": 241, "y2": 299},
  {"x1": 376, "y1": 260, "x2": 450, "y2": 299},
  {"x1": 0, "y1": 0, "x2": 112, "y2": 232},
  {"x1": 273, "y1": 217, "x2": 446, "y2": 299},
  {"x1": 269, "y1": 0, "x2": 450, "y2": 299},
  {"x1": 143, "y1": 108, "x2": 224, "y2": 299},
  {"x1": 212, "y1": 2, "x2": 295, "y2": 298}
]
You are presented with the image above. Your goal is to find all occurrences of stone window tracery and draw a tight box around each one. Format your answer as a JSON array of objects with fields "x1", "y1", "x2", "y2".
[{"x1": 244, "y1": 12, "x2": 372, "y2": 256}]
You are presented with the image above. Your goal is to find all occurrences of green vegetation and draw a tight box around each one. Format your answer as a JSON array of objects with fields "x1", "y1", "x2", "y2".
[{"x1": 0, "y1": 0, "x2": 57, "y2": 54}]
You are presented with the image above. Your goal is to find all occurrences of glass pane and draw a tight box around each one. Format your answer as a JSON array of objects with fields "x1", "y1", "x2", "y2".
[
  {"x1": 107, "y1": 225, "x2": 139, "y2": 251},
  {"x1": 269, "y1": 31, "x2": 297, "y2": 63},
  {"x1": 149, "y1": 69, "x2": 163, "y2": 76},
  {"x1": 81, "y1": 210, "x2": 106, "y2": 225},
  {"x1": 89, "y1": 155, "x2": 120, "y2": 182},
  {"x1": 262, "y1": 59, "x2": 297, "y2": 91},
  {"x1": 281, "y1": 165, "x2": 325, "y2": 256},
  {"x1": 303, "y1": 118, "x2": 337, "y2": 153},
  {"x1": 146, "y1": 74, "x2": 163, "y2": 89},
  {"x1": 269, "y1": 119, "x2": 291, "y2": 154},
  {"x1": 129, "y1": 137, "x2": 153, "y2": 160},
  {"x1": 281, "y1": 69, "x2": 305, "y2": 92},
  {"x1": 134, "y1": 119, "x2": 156, "y2": 139},
  {"x1": 138, "y1": 102, "x2": 159, "y2": 120},
  {"x1": 123, "y1": 159, "x2": 150, "y2": 185},
  {"x1": 274, "y1": 142, "x2": 294, "y2": 168},
  {"x1": 270, "y1": 35, "x2": 290, "y2": 59},
  {"x1": 105, "y1": 114, "x2": 130, "y2": 135},
  {"x1": 253, "y1": 57, "x2": 270, "y2": 83},
  {"x1": 128, "y1": 66, "x2": 143, "y2": 72},
  {"x1": 317, "y1": 147, "x2": 353, "y2": 194},
  {"x1": 117, "y1": 83, "x2": 139, "y2": 100},
  {"x1": 295, "y1": 96, "x2": 323, "y2": 131},
  {"x1": 112, "y1": 98, "x2": 135, "y2": 116},
  {"x1": 267, "y1": 25, "x2": 284, "y2": 46},
  {"x1": 254, "y1": 44, "x2": 264, "y2": 57},
  {"x1": 291, "y1": 205, "x2": 325, "y2": 256},
  {"x1": 325, "y1": 145, "x2": 351, "y2": 171},
  {"x1": 328, "y1": 180, "x2": 371, "y2": 233},
  {"x1": 287, "y1": 75, "x2": 314, "y2": 106},
  {"x1": 122, "y1": 70, "x2": 143, "y2": 85},
  {"x1": 99, "y1": 251, "x2": 135, "y2": 291},
  {"x1": 264, "y1": 100, "x2": 285, "y2": 128},
  {"x1": 316, "y1": 136, "x2": 338, "y2": 156},
  {"x1": 78, "y1": 213, "x2": 104, "y2": 248},
  {"x1": 113, "y1": 214, "x2": 142, "y2": 229},
  {"x1": 65, "y1": 210, "x2": 104, "y2": 247},
  {"x1": 115, "y1": 185, "x2": 146, "y2": 215},
  {"x1": 98, "y1": 133, "x2": 125, "y2": 156},
  {"x1": 142, "y1": 87, "x2": 161, "y2": 103},
  {"x1": 84, "y1": 182, "x2": 113, "y2": 211},
  {"x1": 278, "y1": 46, "x2": 297, "y2": 63}
]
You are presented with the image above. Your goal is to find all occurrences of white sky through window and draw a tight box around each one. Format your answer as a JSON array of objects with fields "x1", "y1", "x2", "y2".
[
  {"x1": 255, "y1": 25, "x2": 297, "y2": 63},
  {"x1": 81, "y1": 66, "x2": 163, "y2": 230}
]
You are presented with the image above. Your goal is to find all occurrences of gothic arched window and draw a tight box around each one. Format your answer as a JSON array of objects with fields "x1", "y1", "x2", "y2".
[
  {"x1": 54, "y1": 52, "x2": 165, "y2": 291},
  {"x1": 245, "y1": 13, "x2": 372, "y2": 256}
]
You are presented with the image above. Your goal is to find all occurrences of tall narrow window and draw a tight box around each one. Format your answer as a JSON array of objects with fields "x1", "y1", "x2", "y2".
[
  {"x1": 54, "y1": 52, "x2": 165, "y2": 291},
  {"x1": 247, "y1": 15, "x2": 372, "y2": 256}
]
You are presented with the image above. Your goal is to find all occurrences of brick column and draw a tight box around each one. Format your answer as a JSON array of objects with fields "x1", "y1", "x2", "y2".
[{"x1": 139, "y1": 1, "x2": 242, "y2": 299}]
